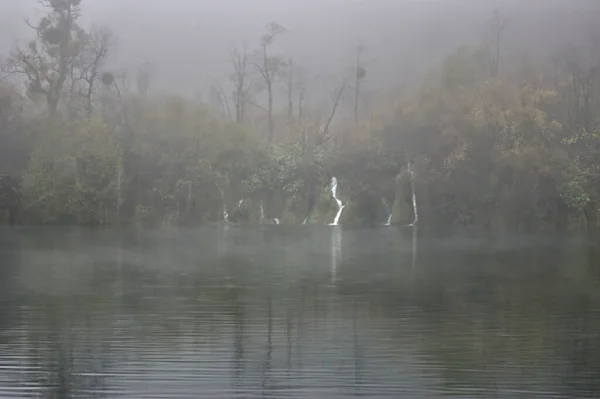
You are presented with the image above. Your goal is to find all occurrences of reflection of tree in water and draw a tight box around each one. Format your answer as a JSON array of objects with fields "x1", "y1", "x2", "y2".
[
  {"x1": 346, "y1": 238, "x2": 600, "y2": 397},
  {"x1": 261, "y1": 289, "x2": 273, "y2": 395},
  {"x1": 23, "y1": 308, "x2": 111, "y2": 399},
  {"x1": 229, "y1": 281, "x2": 245, "y2": 395},
  {"x1": 3, "y1": 229, "x2": 600, "y2": 397},
  {"x1": 286, "y1": 302, "x2": 293, "y2": 381},
  {"x1": 0, "y1": 235, "x2": 18, "y2": 333},
  {"x1": 352, "y1": 298, "x2": 364, "y2": 397},
  {"x1": 552, "y1": 242, "x2": 600, "y2": 398},
  {"x1": 331, "y1": 226, "x2": 342, "y2": 286}
]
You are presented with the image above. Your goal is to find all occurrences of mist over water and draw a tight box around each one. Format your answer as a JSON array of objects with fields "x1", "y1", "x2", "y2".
[{"x1": 1, "y1": 227, "x2": 599, "y2": 398}]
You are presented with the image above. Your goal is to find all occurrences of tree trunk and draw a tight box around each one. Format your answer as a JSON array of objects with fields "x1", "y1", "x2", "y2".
[
  {"x1": 267, "y1": 80, "x2": 274, "y2": 143},
  {"x1": 288, "y1": 58, "x2": 294, "y2": 124}
]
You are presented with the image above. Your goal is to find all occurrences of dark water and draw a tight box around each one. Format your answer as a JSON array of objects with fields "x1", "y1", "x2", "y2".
[{"x1": 1, "y1": 226, "x2": 599, "y2": 398}]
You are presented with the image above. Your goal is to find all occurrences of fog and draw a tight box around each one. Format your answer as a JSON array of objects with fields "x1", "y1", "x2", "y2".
[
  {"x1": 2, "y1": 0, "x2": 600, "y2": 229},
  {"x1": 3, "y1": 3, "x2": 600, "y2": 395},
  {"x1": 3, "y1": 0, "x2": 599, "y2": 97}
]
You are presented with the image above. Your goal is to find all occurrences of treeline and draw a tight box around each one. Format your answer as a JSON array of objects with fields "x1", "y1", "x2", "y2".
[{"x1": 1, "y1": 0, "x2": 599, "y2": 230}]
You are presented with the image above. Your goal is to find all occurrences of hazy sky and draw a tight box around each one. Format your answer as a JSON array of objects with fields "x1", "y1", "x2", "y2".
[{"x1": 2, "y1": 0, "x2": 599, "y2": 98}]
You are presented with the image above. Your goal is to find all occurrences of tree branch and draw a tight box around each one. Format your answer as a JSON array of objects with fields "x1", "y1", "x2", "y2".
[
  {"x1": 215, "y1": 84, "x2": 232, "y2": 121},
  {"x1": 253, "y1": 62, "x2": 269, "y2": 82},
  {"x1": 316, "y1": 79, "x2": 347, "y2": 147},
  {"x1": 246, "y1": 98, "x2": 268, "y2": 114}
]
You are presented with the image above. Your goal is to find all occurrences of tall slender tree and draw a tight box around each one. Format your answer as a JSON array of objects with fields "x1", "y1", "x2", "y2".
[{"x1": 253, "y1": 22, "x2": 286, "y2": 143}]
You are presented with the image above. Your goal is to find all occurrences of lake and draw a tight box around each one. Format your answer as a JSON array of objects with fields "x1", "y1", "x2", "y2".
[{"x1": 0, "y1": 226, "x2": 599, "y2": 398}]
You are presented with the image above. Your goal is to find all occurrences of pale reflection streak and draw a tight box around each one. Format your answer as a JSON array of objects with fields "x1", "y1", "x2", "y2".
[{"x1": 331, "y1": 225, "x2": 342, "y2": 286}]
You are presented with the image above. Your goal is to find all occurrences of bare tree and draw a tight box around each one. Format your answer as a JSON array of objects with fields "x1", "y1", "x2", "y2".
[
  {"x1": 286, "y1": 57, "x2": 294, "y2": 124},
  {"x1": 71, "y1": 26, "x2": 115, "y2": 117},
  {"x1": 558, "y1": 35, "x2": 600, "y2": 134},
  {"x1": 354, "y1": 45, "x2": 366, "y2": 126},
  {"x1": 295, "y1": 66, "x2": 308, "y2": 124},
  {"x1": 321, "y1": 80, "x2": 346, "y2": 142},
  {"x1": 216, "y1": 84, "x2": 233, "y2": 121},
  {"x1": 208, "y1": 83, "x2": 232, "y2": 121},
  {"x1": 253, "y1": 22, "x2": 286, "y2": 143},
  {"x1": 314, "y1": 79, "x2": 347, "y2": 148},
  {"x1": 136, "y1": 61, "x2": 154, "y2": 97},
  {"x1": 488, "y1": 8, "x2": 508, "y2": 77},
  {"x1": 229, "y1": 42, "x2": 251, "y2": 123}
]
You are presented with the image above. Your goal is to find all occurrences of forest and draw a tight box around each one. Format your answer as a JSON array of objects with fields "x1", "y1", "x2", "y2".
[{"x1": 1, "y1": 0, "x2": 600, "y2": 231}]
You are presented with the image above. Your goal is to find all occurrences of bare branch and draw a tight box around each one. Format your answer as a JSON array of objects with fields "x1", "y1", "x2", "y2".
[
  {"x1": 230, "y1": 41, "x2": 251, "y2": 122},
  {"x1": 316, "y1": 79, "x2": 347, "y2": 147},
  {"x1": 0, "y1": 70, "x2": 19, "y2": 82},
  {"x1": 246, "y1": 98, "x2": 269, "y2": 114},
  {"x1": 253, "y1": 62, "x2": 269, "y2": 82},
  {"x1": 322, "y1": 79, "x2": 347, "y2": 136},
  {"x1": 24, "y1": 18, "x2": 42, "y2": 35}
]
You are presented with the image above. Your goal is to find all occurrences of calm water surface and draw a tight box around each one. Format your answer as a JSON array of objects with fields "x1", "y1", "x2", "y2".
[{"x1": 0, "y1": 226, "x2": 599, "y2": 398}]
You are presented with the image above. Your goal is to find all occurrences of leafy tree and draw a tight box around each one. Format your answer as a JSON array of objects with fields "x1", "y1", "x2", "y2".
[
  {"x1": 2, "y1": 0, "x2": 112, "y2": 117},
  {"x1": 20, "y1": 117, "x2": 120, "y2": 224}
]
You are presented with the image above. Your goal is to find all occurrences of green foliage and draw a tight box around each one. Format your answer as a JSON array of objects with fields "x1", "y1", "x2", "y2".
[
  {"x1": 559, "y1": 175, "x2": 590, "y2": 212},
  {"x1": 20, "y1": 118, "x2": 120, "y2": 224},
  {"x1": 2, "y1": 8, "x2": 600, "y2": 229},
  {"x1": 365, "y1": 44, "x2": 600, "y2": 230}
]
